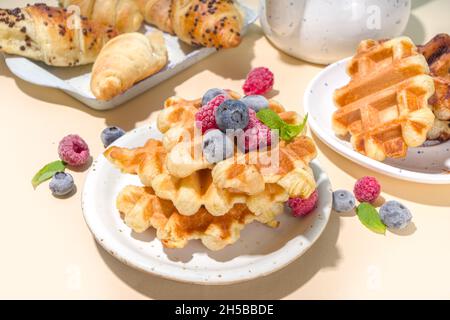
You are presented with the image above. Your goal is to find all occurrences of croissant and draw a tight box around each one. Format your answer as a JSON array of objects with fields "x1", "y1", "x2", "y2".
[
  {"x1": 136, "y1": 0, "x2": 244, "y2": 48},
  {"x1": 91, "y1": 31, "x2": 168, "y2": 100},
  {"x1": 0, "y1": 4, "x2": 118, "y2": 66},
  {"x1": 59, "y1": 0, "x2": 144, "y2": 33},
  {"x1": 172, "y1": 0, "x2": 244, "y2": 48},
  {"x1": 134, "y1": 0, "x2": 172, "y2": 33}
]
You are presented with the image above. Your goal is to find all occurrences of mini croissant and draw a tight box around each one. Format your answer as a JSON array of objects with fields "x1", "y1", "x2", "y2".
[
  {"x1": 91, "y1": 31, "x2": 168, "y2": 100},
  {"x1": 0, "y1": 4, "x2": 118, "y2": 66}
]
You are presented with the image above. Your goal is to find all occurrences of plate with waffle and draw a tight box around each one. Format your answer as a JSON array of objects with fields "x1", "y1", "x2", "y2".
[
  {"x1": 305, "y1": 35, "x2": 450, "y2": 184},
  {"x1": 82, "y1": 91, "x2": 332, "y2": 284}
]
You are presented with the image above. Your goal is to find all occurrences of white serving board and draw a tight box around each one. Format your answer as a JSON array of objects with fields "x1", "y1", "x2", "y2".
[
  {"x1": 304, "y1": 57, "x2": 450, "y2": 184},
  {"x1": 2, "y1": 3, "x2": 257, "y2": 110}
]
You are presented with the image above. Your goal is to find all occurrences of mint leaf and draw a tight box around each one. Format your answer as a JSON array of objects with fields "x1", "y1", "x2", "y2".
[
  {"x1": 280, "y1": 114, "x2": 309, "y2": 141},
  {"x1": 32, "y1": 160, "x2": 66, "y2": 189},
  {"x1": 356, "y1": 203, "x2": 386, "y2": 234},
  {"x1": 256, "y1": 108, "x2": 284, "y2": 130}
]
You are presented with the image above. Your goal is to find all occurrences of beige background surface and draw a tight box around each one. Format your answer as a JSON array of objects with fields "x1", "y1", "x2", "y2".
[{"x1": 0, "y1": 0, "x2": 449, "y2": 299}]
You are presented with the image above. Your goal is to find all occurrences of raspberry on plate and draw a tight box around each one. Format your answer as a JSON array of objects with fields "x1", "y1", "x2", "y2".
[
  {"x1": 195, "y1": 94, "x2": 227, "y2": 134},
  {"x1": 243, "y1": 67, "x2": 274, "y2": 96},
  {"x1": 58, "y1": 134, "x2": 90, "y2": 167},
  {"x1": 288, "y1": 190, "x2": 319, "y2": 217},
  {"x1": 354, "y1": 176, "x2": 381, "y2": 203}
]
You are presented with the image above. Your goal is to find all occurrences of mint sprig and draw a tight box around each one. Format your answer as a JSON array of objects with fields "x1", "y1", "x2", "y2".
[
  {"x1": 256, "y1": 109, "x2": 308, "y2": 141},
  {"x1": 356, "y1": 203, "x2": 386, "y2": 234},
  {"x1": 31, "y1": 160, "x2": 66, "y2": 189}
]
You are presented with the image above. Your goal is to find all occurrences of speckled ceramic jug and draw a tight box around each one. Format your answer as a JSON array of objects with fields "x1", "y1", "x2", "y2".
[{"x1": 260, "y1": 0, "x2": 411, "y2": 64}]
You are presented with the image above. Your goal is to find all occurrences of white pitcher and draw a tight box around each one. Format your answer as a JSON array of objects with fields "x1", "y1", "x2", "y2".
[{"x1": 260, "y1": 0, "x2": 411, "y2": 64}]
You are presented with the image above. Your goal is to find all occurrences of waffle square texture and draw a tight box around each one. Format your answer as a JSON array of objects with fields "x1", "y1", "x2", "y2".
[{"x1": 332, "y1": 37, "x2": 436, "y2": 161}]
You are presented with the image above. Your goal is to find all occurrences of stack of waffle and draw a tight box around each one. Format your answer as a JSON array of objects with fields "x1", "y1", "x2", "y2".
[
  {"x1": 104, "y1": 92, "x2": 317, "y2": 251},
  {"x1": 332, "y1": 37, "x2": 435, "y2": 161}
]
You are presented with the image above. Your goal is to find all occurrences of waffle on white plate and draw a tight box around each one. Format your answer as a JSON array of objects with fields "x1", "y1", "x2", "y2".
[
  {"x1": 105, "y1": 92, "x2": 317, "y2": 251},
  {"x1": 332, "y1": 37, "x2": 436, "y2": 161},
  {"x1": 418, "y1": 34, "x2": 450, "y2": 141}
]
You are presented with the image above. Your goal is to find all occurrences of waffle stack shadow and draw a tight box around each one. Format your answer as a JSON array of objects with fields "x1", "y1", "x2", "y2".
[{"x1": 104, "y1": 92, "x2": 317, "y2": 251}]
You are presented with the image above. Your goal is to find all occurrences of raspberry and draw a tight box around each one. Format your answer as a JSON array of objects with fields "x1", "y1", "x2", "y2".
[
  {"x1": 58, "y1": 134, "x2": 90, "y2": 167},
  {"x1": 288, "y1": 190, "x2": 319, "y2": 217},
  {"x1": 246, "y1": 108, "x2": 262, "y2": 129},
  {"x1": 243, "y1": 67, "x2": 274, "y2": 95},
  {"x1": 241, "y1": 109, "x2": 272, "y2": 151},
  {"x1": 195, "y1": 94, "x2": 227, "y2": 134},
  {"x1": 353, "y1": 176, "x2": 381, "y2": 203}
]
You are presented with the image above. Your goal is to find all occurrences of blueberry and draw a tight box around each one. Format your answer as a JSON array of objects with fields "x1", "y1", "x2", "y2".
[
  {"x1": 215, "y1": 100, "x2": 249, "y2": 131},
  {"x1": 49, "y1": 172, "x2": 75, "y2": 196},
  {"x1": 379, "y1": 201, "x2": 412, "y2": 229},
  {"x1": 240, "y1": 95, "x2": 269, "y2": 112},
  {"x1": 332, "y1": 189, "x2": 356, "y2": 213},
  {"x1": 202, "y1": 129, "x2": 234, "y2": 163},
  {"x1": 101, "y1": 126, "x2": 125, "y2": 147},
  {"x1": 201, "y1": 88, "x2": 229, "y2": 106}
]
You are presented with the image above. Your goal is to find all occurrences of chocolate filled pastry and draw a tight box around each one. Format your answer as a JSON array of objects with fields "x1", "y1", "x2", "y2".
[{"x1": 0, "y1": 4, "x2": 118, "y2": 66}]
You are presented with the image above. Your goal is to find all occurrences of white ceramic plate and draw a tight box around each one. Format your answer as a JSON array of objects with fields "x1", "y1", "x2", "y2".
[
  {"x1": 304, "y1": 57, "x2": 450, "y2": 184},
  {"x1": 2, "y1": 3, "x2": 257, "y2": 111},
  {"x1": 82, "y1": 125, "x2": 333, "y2": 285}
]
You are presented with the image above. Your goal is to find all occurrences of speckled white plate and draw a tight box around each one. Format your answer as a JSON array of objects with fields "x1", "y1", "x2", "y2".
[
  {"x1": 304, "y1": 57, "x2": 450, "y2": 184},
  {"x1": 82, "y1": 125, "x2": 333, "y2": 285}
]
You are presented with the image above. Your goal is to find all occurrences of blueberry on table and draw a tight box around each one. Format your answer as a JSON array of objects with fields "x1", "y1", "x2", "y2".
[
  {"x1": 332, "y1": 190, "x2": 356, "y2": 213},
  {"x1": 101, "y1": 126, "x2": 125, "y2": 147},
  {"x1": 49, "y1": 172, "x2": 75, "y2": 196},
  {"x1": 379, "y1": 201, "x2": 412, "y2": 229}
]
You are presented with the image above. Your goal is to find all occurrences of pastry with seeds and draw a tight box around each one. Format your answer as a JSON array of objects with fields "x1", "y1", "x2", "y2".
[{"x1": 0, "y1": 4, "x2": 118, "y2": 66}]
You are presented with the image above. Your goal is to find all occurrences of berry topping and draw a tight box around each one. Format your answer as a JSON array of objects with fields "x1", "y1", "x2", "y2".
[
  {"x1": 288, "y1": 189, "x2": 319, "y2": 217},
  {"x1": 239, "y1": 109, "x2": 272, "y2": 152},
  {"x1": 195, "y1": 94, "x2": 228, "y2": 134},
  {"x1": 332, "y1": 189, "x2": 356, "y2": 213},
  {"x1": 241, "y1": 95, "x2": 270, "y2": 112},
  {"x1": 101, "y1": 126, "x2": 125, "y2": 147},
  {"x1": 201, "y1": 88, "x2": 229, "y2": 106},
  {"x1": 49, "y1": 172, "x2": 75, "y2": 196},
  {"x1": 379, "y1": 201, "x2": 412, "y2": 229},
  {"x1": 58, "y1": 134, "x2": 90, "y2": 167},
  {"x1": 353, "y1": 176, "x2": 381, "y2": 203},
  {"x1": 215, "y1": 99, "x2": 249, "y2": 131},
  {"x1": 243, "y1": 67, "x2": 274, "y2": 95},
  {"x1": 202, "y1": 129, "x2": 234, "y2": 163}
]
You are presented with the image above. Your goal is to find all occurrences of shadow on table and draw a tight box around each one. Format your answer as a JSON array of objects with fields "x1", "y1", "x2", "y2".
[
  {"x1": 95, "y1": 212, "x2": 341, "y2": 300},
  {"x1": 403, "y1": 13, "x2": 426, "y2": 44},
  {"x1": 0, "y1": 25, "x2": 262, "y2": 131},
  {"x1": 312, "y1": 133, "x2": 450, "y2": 207}
]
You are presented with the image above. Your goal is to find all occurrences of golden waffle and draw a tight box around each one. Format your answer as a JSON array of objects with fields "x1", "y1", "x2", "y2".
[
  {"x1": 212, "y1": 136, "x2": 317, "y2": 198},
  {"x1": 333, "y1": 37, "x2": 435, "y2": 161},
  {"x1": 105, "y1": 139, "x2": 289, "y2": 217},
  {"x1": 117, "y1": 185, "x2": 279, "y2": 251},
  {"x1": 418, "y1": 34, "x2": 450, "y2": 132}
]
